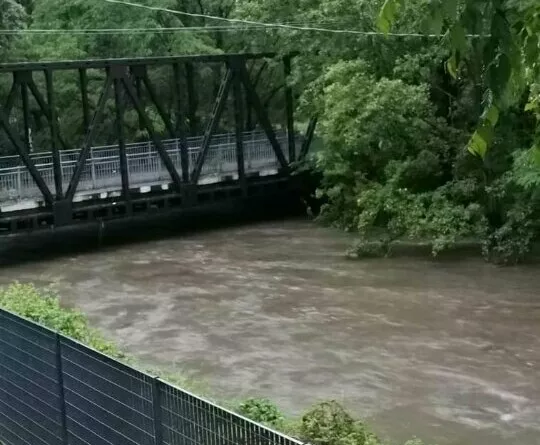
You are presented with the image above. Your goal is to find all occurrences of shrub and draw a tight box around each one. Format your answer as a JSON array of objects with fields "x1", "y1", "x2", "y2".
[
  {"x1": 0, "y1": 282, "x2": 122, "y2": 358},
  {"x1": 299, "y1": 401, "x2": 380, "y2": 445},
  {"x1": 237, "y1": 398, "x2": 285, "y2": 429}
]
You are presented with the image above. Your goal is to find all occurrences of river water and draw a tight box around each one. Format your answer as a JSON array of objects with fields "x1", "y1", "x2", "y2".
[{"x1": 1, "y1": 218, "x2": 539, "y2": 445}]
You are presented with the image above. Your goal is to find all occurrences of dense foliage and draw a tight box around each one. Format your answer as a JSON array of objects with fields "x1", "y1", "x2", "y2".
[
  {"x1": 0, "y1": 282, "x2": 121, "y2": 356},
  {"x1": 0, "y1": 283, "x2": 432, "y2": 445},
  {"x1": 1, "y1": 0, "x2": 539, "y2": 262}
]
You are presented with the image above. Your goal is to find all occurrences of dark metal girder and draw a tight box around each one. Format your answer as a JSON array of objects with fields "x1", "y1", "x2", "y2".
[
  {"x1": 139, "y1": 70, "x2": 176, "y2": 138},
  {"x1": 45, "y1": 69, "x2": 63, "y2": 199},
  {"x1": 191, "y1": 67, "x2": 233, "y2": 184},
  {"x1": 0, "y1": 53, "x2": 277, "y2": 73},
  {"x1": 234, "y1": 62, "x2": 289, "y2": 171},
  {"x1": 283, "y1": 55, "x2": 296, "y2": 163},
  {"x1": 173, "y1": 62, "x2": 190, "y2": 183},
  {"x1": 0, "y1": 108, "x2": 54, "y2": 205},
  {"x1": 120, "y1": 75, "x2": 184, "y2": 192},
  {"x1": 20, "y1": 81, "x2": 31, "y2": 152},
  {"x1": 65, "y1": 74, "x2": 113, "y2": 201},
  {"x1": 113, "y1": 77, "x2": 131, "y2": 209},
  {"x1": 27, "y1": 77, "x2": 69, "y2": 151},
  {"x1": 231, "y1": 65, "x2": 247, "y2": 196},
  {"x1": 184, "y1": 62, "x2": 198, "y2": 135}
]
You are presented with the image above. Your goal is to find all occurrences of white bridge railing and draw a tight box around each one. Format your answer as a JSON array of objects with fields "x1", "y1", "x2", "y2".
[{"x1": 0, "y1": 130, "x2": 297, "y2": 203}]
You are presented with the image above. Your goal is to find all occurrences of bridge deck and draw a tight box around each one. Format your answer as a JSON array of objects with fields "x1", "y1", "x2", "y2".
[{"x1": 0, "y1": 130, "x2": 296, "y2": 212}]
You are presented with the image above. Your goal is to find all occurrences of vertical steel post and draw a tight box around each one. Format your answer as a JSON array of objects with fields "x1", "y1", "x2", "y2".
[
  {"x1": 45, "y1": 69, "x2": 63, "y2": 199},
  {"x1": 185, "y1": 62, "x2": 198, "y2": 136},
  {"x1": 20, "y1": 80, "x2": 31, "y2": 153},
  {"x1": 152, "y1": 378, "x2": 163, "y2": 445},
  {"x1": 90, "y1": 147, "x2": 96, "y2": 188},
  {"x1": 283, "y1": 55, "x2": 296, "y2": 163},
  {"x1": 173, "y1": 63, "x2": 190, "y2": 182},
  {"x1": 55, "y1": 334, "x2": 69, "y2": 445},
  {"x1": 113, "y1": 74, "x2": 130, "y2": 211},
  {"x1": 231, "y1": 61, "x2": 247, "y2": 196}
]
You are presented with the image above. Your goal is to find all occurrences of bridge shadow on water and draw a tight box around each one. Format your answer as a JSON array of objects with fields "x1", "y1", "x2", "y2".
[{"x1": 0, "y1": 193, "x2": 308, "y2": 267}]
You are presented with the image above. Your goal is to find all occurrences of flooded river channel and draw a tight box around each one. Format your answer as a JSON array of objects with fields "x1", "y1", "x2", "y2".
[{"x1": 1, "y1": 219, "x2": 539, "y2": 445}]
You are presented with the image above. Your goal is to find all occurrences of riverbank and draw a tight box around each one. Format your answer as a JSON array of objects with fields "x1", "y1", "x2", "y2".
[{"x1": 346, "y1": 236, "x2": 540, "y2": 264}]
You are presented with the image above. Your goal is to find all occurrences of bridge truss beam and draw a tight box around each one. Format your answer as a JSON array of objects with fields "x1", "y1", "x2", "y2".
[{"x1": 0, "y1": 52, "x2": 312, "y2": 235}]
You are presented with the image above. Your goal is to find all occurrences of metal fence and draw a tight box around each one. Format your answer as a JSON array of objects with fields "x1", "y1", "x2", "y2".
[
  {"x1": 0, "y1": 130, "x2": 298, "y2": 204},
  {"x1": 0, "y1": 308, "x2": 304, "y2": 445}
]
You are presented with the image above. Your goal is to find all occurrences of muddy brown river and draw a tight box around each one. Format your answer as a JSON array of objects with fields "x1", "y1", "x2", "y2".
[{"x1": 1, "y1": 219, "x2": 539, "y2": 445}]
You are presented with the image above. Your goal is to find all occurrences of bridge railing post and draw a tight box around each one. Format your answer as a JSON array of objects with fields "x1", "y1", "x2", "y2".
[
  {"x1": 16, "y1": 167, "x2": 22, "y2": 200},
  {"x1": 90, "y1": 147, "x2": 96, "y2": 188}
]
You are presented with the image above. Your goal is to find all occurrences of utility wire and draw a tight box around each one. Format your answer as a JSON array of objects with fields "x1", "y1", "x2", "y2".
[
  {"x1": 0, "y1": 26, "x2": 280, "y2": 35},
  {"x1": 103, "y1": 0, "x2": 486, "y2": 38}
]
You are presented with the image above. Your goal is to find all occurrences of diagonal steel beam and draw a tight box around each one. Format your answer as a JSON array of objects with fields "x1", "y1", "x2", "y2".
[
  {"x1": 140, "y1": 71, "x2": 176, "y2": 138},
  {"x1": 283, "y1": 55, "x2": 296, "y2": 163},
  {"x1": 27, "y1": 77, "x2": 69, "y2": 151},
  {"x1": 0, "y1": 108, "x2": 54, "y2": 205},
  {"x1": 65, "y1": 74, "x2": 113, "y2": 202},
  {"x1": 173, "y1": 62, "x2": 190, "y2": 183},
  {"x1": 191, "y1": 67, "x2": 233, "y2": 184},
  {"x1": 113, "y1": 77, "x2": 131, "y2": 207},
  {"x1": 234, "y1": 62, "x2": 288, "y2": 170},
  {"x1": 231, "y1": 66, "x2": 247, "y2": 196},
  {"x1": 121, "y1": 76, "x2": 183, "y2": 192},
  {"x1": 45, "y1": 69, "x2": 63, "y2": 199},
  {"x1": 20, "y1": 81, "x2": 31, "y2": 152}
]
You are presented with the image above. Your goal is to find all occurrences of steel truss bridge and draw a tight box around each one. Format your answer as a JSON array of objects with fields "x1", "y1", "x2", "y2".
[{"x1": 0, "y1": 53, "x2": 316, "y2": 235}]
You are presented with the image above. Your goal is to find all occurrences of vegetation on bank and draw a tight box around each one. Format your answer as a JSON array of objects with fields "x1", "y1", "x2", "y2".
[
  {"x1": 2, "y1": 0, "x2": 538, "y2": 263},
  {"x1": 0, "y1": 282, "x2": 433, "y2": 445}
]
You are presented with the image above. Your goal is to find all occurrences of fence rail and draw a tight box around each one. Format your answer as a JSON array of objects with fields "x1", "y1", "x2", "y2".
[
  {"x1": 0, "y1": 308, "x2": 304, "y2": 445},
  {"x1": 0, "y1": 130, "x2": 299, "y2": 203}
]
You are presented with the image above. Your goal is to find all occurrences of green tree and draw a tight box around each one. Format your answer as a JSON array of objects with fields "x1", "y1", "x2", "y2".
[{"x1": 378, "y1": 0, "x2": 540, "y2": 158}]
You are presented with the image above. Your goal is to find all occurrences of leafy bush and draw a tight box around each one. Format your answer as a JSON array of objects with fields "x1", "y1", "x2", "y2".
[
  {"x1": 237, "y1": 398, "x2": 285, "y2": 429},
  {"x1": 0, "y1": 282, "x2": 122, "y2": 357},
  {"x1": 299, "y1": 401, "x2": 380, "y2": 445}
]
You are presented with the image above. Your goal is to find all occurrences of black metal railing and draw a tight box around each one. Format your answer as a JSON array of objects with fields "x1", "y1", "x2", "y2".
[{"x1": 0, "y1": 308, "x2": 304, "y2": 445}]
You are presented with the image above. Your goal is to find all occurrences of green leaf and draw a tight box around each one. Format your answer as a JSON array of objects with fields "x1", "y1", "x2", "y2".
[
  {"x1": 446, "y1": 52, "x2": 458, "y2": 78},
  {"x1": 450, "y1": 23, "x2": 468, "y2": 54},
  {"x1": 377, "y1": 0, "x2": 401, "y2": 33},
  {"x1": 483, "y1": 105, "x2": 500, "y2": 126},
  {"x1": 468, "y1": 124, "x2": 494, "y2": 159}
]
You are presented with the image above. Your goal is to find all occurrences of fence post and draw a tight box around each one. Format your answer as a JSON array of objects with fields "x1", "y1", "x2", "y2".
[
  {"x1": 152, "y1": 377, "x2": 163, "y2": 445},
  {"x1": 55, "y1": 333, "x2": 69, "y2": 445}
]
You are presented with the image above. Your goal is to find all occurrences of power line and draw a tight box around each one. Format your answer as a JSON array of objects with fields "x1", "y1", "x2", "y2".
[
  {"x1": 0, "y1": 26, "x2": 278, "y2": 35},
  {"x1": 103, "y1": 0, "x2": 486, "y2": 39}
]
